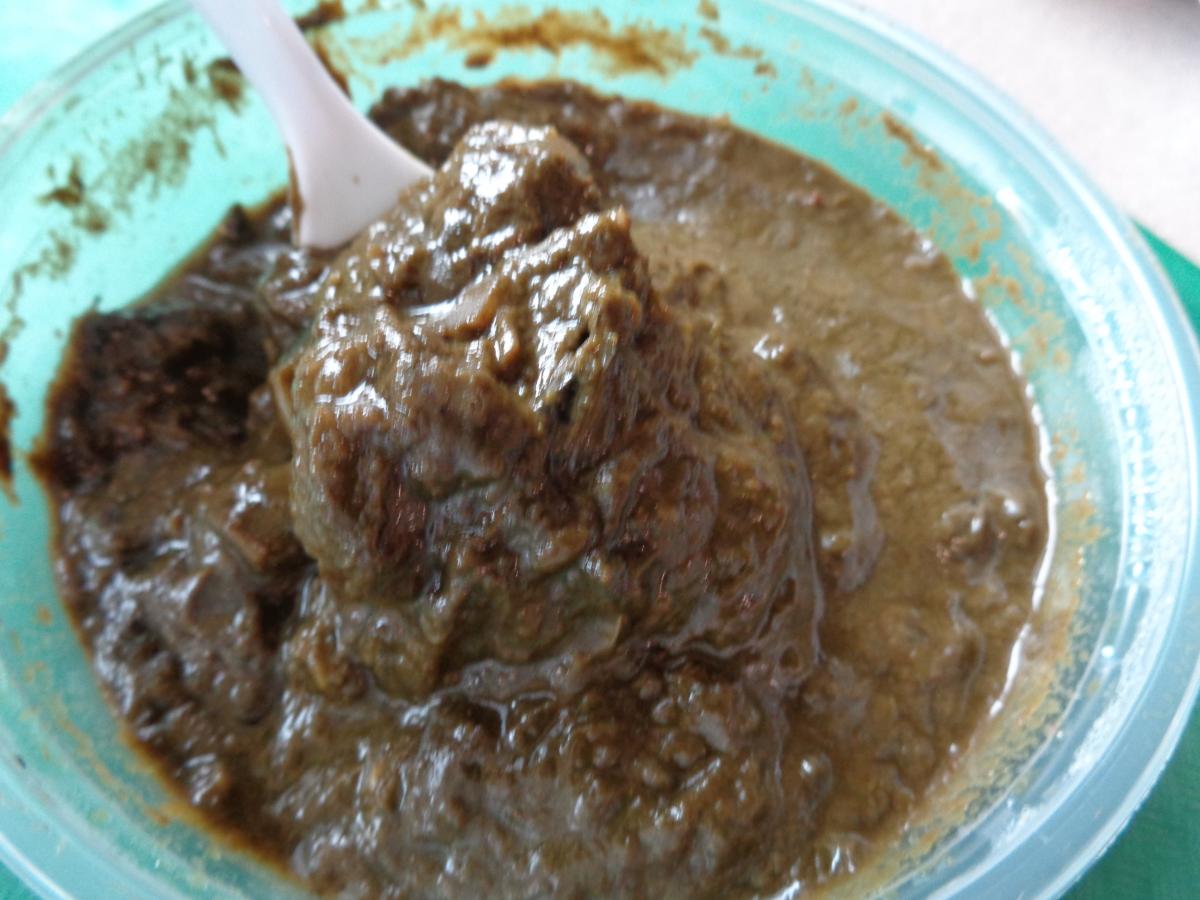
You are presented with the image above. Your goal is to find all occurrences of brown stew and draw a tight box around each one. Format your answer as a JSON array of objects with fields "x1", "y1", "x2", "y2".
[{"x1": 35, "y1": 80, "x2": 1047, "y2": 898}]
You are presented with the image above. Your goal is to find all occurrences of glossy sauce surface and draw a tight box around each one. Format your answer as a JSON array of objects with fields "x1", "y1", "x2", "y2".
[{"x1": 36, "y1": 81, "x2": 1047, "y2": 898}]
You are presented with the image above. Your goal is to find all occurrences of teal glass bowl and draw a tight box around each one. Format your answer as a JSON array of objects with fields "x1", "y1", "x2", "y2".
[{"x1": 1, "y1": 1, "x2": 1197, "y2": 897}]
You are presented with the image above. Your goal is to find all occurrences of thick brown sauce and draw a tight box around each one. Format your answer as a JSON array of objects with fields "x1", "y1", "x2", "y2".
[{"x1": 35, "y1": 81, "x2": 1046, "y2": 897}]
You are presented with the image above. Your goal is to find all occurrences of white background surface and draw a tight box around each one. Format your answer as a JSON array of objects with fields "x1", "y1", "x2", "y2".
[{"x1": 855, "y1": 0, "x2": 1200, "y2": 259}]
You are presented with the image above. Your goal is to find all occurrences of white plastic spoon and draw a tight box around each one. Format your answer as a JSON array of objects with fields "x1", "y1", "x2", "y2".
[{"x1": 190, "y1": 0, "x2": 432, "y2": 248}]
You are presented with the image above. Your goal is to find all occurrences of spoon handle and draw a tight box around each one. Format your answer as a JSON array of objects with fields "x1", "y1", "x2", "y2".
[{"x1": 190, "y1": 0, "x2": 431, "y2": 248}]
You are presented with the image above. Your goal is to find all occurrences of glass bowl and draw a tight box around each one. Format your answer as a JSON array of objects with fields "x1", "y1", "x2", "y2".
[{"x1": 0, "y1": 1, "x2": 1197, "y2": 897}]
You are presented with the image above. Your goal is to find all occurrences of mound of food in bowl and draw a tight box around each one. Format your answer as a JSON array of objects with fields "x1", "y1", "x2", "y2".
[{"x1": 34, "y1": 79, "x2": 1047, "y2": 897}]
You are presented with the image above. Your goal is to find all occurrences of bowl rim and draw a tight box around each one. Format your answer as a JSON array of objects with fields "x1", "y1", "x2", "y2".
[{"x1": 1, "y1": 0, "x2": 1198, "y2": 897}]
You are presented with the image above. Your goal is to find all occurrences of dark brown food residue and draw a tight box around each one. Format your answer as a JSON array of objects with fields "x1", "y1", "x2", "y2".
[
  {"x1": 38, "y1": 161, "x2": 110, "y2": 235},
  {"x1": 0, "y1": 383, "x2": 14, "y2": 499},
  {"x1": 883, "y1": 112, "x2": 945, "y2": 172},
  {"x1": 38, "y1": 162, "x2": 87, "y2": 208},
  {"x1": 695, "y1": 25, "x2": 777, "y2": 78},
  {"x1": 295, "y1": 0, "x2": 347, "y2": 32},
  {"x1": 463, "y1": 49, "x2": 494, "y2": 69},
  {"x1": 363, "y1": 7, "x2": 698, "y2": 78},
  {"x1": 205, "y1": 57, "x2": 245, "y2": 110},
  {"x1": 698, "y1": 25, "x2": 757, "y2": 62},
  {"x1": 35, "y1": 80, "x2": 1047, "y2": 898}
]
